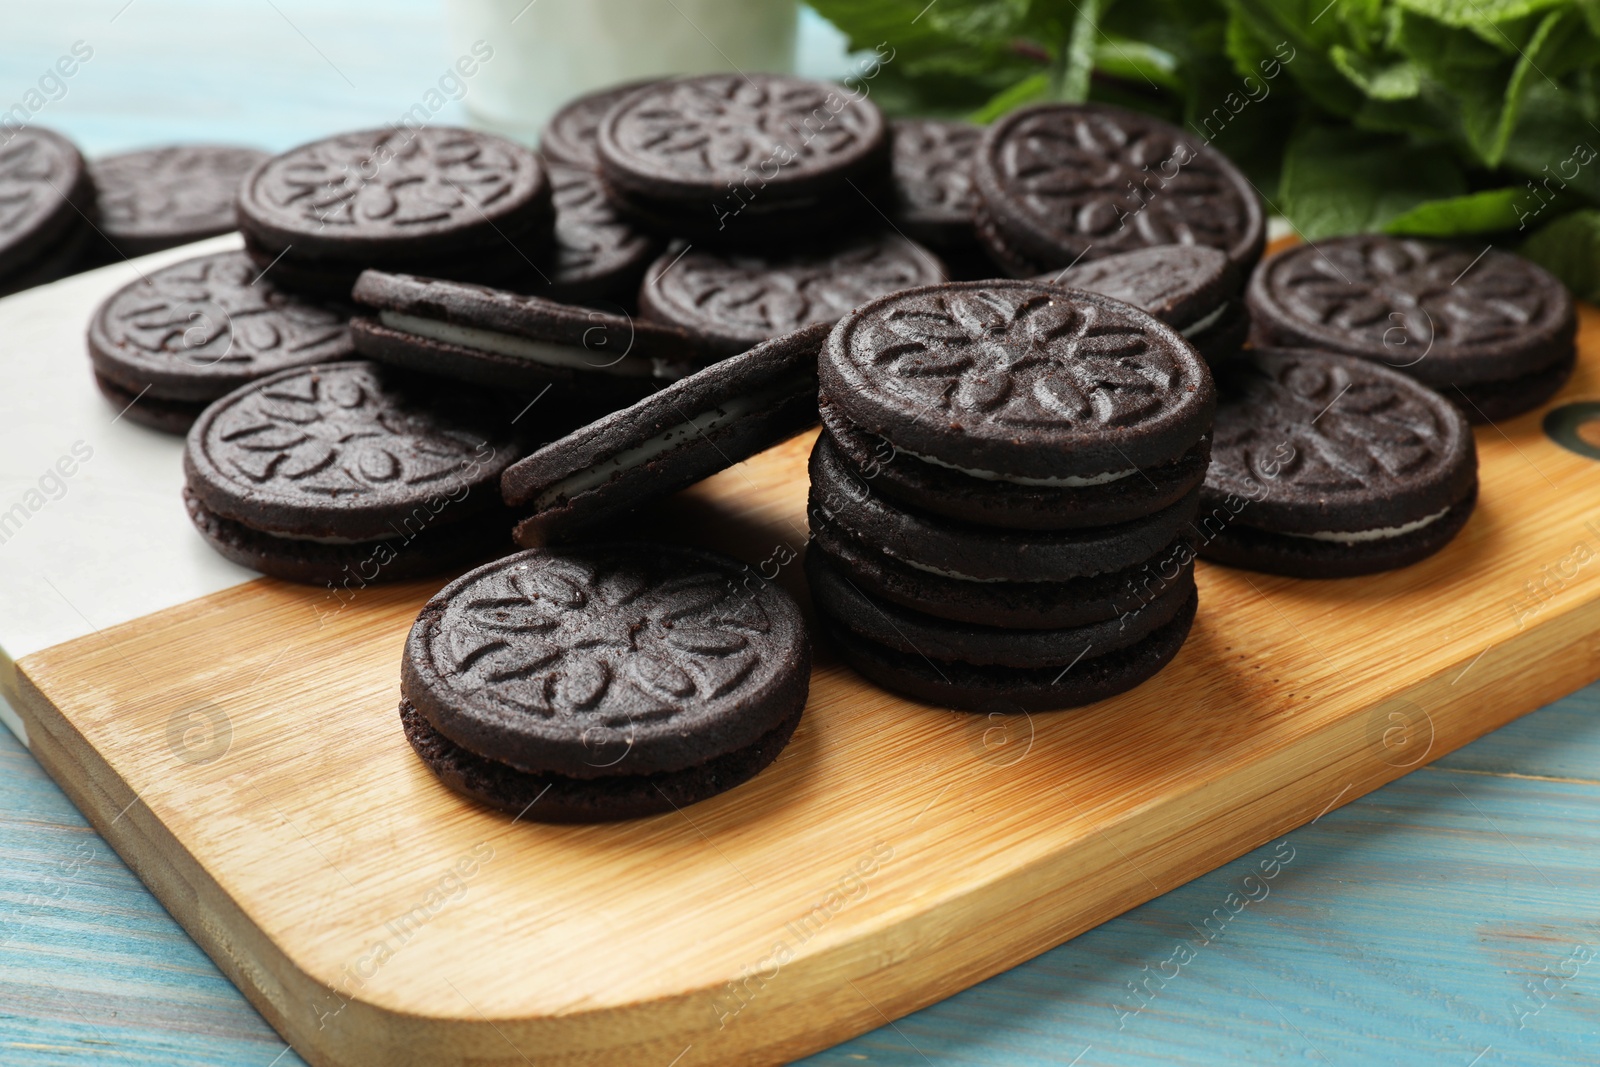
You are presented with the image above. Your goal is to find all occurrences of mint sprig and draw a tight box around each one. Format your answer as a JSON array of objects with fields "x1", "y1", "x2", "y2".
[{"x1": 808, "y1": 0, "x2": 1600, "y2": 297}]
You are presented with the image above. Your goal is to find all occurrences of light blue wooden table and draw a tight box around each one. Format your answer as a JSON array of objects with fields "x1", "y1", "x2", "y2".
[{"x1": 4, "y1": 4, "x2": 1600, "y2": 1064}]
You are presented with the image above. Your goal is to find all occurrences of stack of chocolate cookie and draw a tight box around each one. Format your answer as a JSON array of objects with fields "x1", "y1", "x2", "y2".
[
  {"x1": 541, "y1": 74, "x2": 948, "y2": 350},
  {"x1": 808, "y1": 280, "x2": 1213, "y2": 711}
]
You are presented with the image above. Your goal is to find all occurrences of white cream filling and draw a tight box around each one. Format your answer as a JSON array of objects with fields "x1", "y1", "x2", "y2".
[
  {"x1": 274, "y1": 531, "x2": 376, "y2": 545},
  {"x1": 379, "y1": 310, "x2": 671, "y2": 379},
  {"x1": 1284, "y1": 507, "x2": 1451, "y2": 544},
  {"x1": 902, "y1": 558, "x2": 1013, "y2": 583},
  {"x1": 533, "y1": 377, "x2": 811, "y2": 509},
  {"x1": 1180, "y1": 303, "x2": 1229, "y2": 338},
  {"x1": 902, "y1": 447, "x2": 1136, "y2": 488}
]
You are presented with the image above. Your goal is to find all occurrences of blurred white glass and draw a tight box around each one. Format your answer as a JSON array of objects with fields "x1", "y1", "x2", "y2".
[{"x1": 446, "y1": 0, "x2": 799, "y2": 141}]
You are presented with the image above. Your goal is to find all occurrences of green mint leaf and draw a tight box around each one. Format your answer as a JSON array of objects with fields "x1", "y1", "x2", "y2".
[
  {"x1": 1280, "y1": 124, "x2": 1466, "y2": 238},
  {"x1": 971, "y1": 72, "x2": 1052, "y2": 121},
  {"x1": 1522, "y1": 208, "x2": 1600, "y2": 300},
  {"x1": 1381, "y1": 188, "x2": 1524, "y2": 234}
]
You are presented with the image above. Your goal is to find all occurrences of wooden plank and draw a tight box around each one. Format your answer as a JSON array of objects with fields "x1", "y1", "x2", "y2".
[
  {"x1": 10, "y1": 304, "x2": 1600, "y2": 1065},
  {"x1": 8, "y1": 686, "x2": 1599, "y2": 1067}
]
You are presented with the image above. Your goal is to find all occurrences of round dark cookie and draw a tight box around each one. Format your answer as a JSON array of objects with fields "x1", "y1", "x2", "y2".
[
  {"x1": 1205, "y1": 348, "x2": 1477, "y2": 534},
  {"x1": 539, "y1": 80, "x2": 658, "y2": 170},
  {"x1": 238, "y1": 128, "x2": 552, "y2": 264},
  {"x1": 0, "y1": 128, "x2": 94, "y2": 290},
  {"x1": 1448, "y1": 350, "x2": 1576, "y2": 424},
  {"x1": 825, "y1": 587, "x2": 1197, "y2": 713},
  {"x1": 88, "y1": 250, "x2": 353, "y2": 411},
  {"x1": 184, "y1": 361, "x2": 519, "y2": 543},
  {"x1": 640, "y1": 234, "x2": 945, "y2": 357},
  {"x1": 1199, "y1": 347, "x2": 1478, "y2": 577},
  {"x1": 820, "y1": 280, "x2": 1215, "y2": 480},
  {"x1": 888, "y1": 119, "x2": 983, "y2": 252},
  {"x1": 87, "y1": 145, "x2": 266, "y2": 257},
  {"x1": 401, "y1": 544, "x2": 810, "y2": 784},
  {"x1": 597, "y1": 75, "x2": 890, "y2": 243},
  {"x1": 820, "y1": 397, "x2": 1210, "y2": 531},
  {"x1": 973, "y1": 104, "x2": 1264, "y2": 277},
  {"x1": 809, "y1": 433, "x2": 1201, "y2": 582},
  {"x1": 1197, "y1": 484, "x2": 1478, "y2": 579},
  {"x1": 0, "y1": 219, "x2": 93, "y2": 297},
  {"x1": 806, "y1": 545, "x2": 1192, "y2": 668},
  {"x1": 93, "y1": 370, "x2": 206, "y2": 434},
  {"x1": 808, "y1": 517, "x2": 1197, "y2": 630},
  {"x1": 349, "y1": 270, "x2": 701, "y2": 401},
  {"x1": 1246, "y1": 236, "x2": 1575, "y2": 418},
  {"x1": 533, "y1": 163, "x2": 659, "y2": 304},
  {"x1": 399, "y1": 697, "x2": 800, "y2": 822},
  {"x1": 184, "y1": 485, "x2": 510, "y2": 585}
]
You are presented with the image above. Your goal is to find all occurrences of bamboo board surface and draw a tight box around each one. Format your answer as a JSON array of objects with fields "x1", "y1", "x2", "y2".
[{"x1": 9, "y1": 303, "x2": 1600, "y2": 1067}]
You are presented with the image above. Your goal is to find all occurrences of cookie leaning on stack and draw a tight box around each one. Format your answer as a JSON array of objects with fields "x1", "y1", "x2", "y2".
[
  {"x1": 809, "y1": 280, "x2": 1214, "y2": 711},
  {"x1": 1037, "y1": 245, "x2": 1249, "y2": 365}
]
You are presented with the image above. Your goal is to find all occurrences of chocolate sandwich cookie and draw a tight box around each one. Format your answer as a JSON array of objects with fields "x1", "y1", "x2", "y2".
[
  {"x1": 596, "y1": 74, "x2": 890, "y2": 243},
  {"x1": 639, "y1": 233, "x2": 945, "y2": 357},
  {"x1": 183, "y1": 361, "x2": 521, "y2": 584},
  {"x1": 819, "y1": 589, "x2": 1195, "y2": 713},
  {"x1": 807, "y1": 516, "x2": 1197, "y2": 629},
  {"x1": 807, "y1": 543, "x2": 1193, "y2": 668},
  {"x1": 818, "y1": 281, "x2": 1214, "y2": 528},
  {"x1": 539, "y1": 80, "x2": 657, "y2": 169},
  {"x1": 972, "y1": 104, "x2": 1265, "y2": 278},
  {"x1": 350, "y1": 271, "x2": 702, "y2": 406},
  {"x1": 85, "y1": 145, "x2": 266, "y2": 260},
  {"x1": 1199, "y1": 347, "x2": 1478, "y2": 578},
  {"x1": 88, "y1": 250, "x2": 353, "y2": 432},
  {"x1": 238, "y1": 128, "x2": 552, "y2": 299},
  {"x1": 1247, "y1": 235, "x2": 1576, "y2": 422},
  {"x1": 400, "y1": 543, "x2": 809, "y2": 821},
  {"x1": 0, "y1": 128, "x2": 95, "y2": 294},
  {"x1": 809, "y1": 434, "x2": 1200, "y2": 582},
  {"x1": 1038, "y1": 245, "x2": 1248, "y2": 363},
  {"x1": 532, "y1": 163, "x2": 659, "y2": 305},
  {"x1": 502, "y1": 323, "x2": 826, "y2": 546},
  {"x1": 887, "y1": 119, "x2": 988, "y2": 275}
]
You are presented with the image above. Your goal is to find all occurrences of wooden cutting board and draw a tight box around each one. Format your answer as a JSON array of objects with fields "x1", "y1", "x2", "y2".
[{"x1": 8, "y1": 262, "x2": 1600, "y2": 1067}]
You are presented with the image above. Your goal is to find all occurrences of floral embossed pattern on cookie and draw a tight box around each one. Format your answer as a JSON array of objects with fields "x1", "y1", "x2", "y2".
[
  {"x1": 89, "y1": 250, "x2": 352, "y2": 399},
  {"x1": 239, "y1": 127, "x2": 547, "y2": 251},
  {"x1": 821, "y1": 280, "x2": 1212, "y2": 476},
  {"x1": 0, "y1": 130, "x2": 82, "y2": 246},
  {"x1": 640, "y1": 233, "x2": 944, "y2": 355},
  {"x1": 1250, "y1": 236, "x2": 1573, "y2": 372},
  {"x1": 974, "y1": 103, "x2": 1263, "y2": 275},
  {"x1": 0, "y1": 128, "x2": 92, "y2": 291},
  {"x1": 404, "y1": 543, "x2": 810, "y2": 778},
  {"x1": 90, "y1": 146, "x2": 267, "y2": 255},
  {"x1": 890, "y1": 120, "x2": 980, "y2": 224},
  {"x1": 1206, "y1": 347, "x2": 1468, "y2": 507},
  {"x1": 598, "y1": 74, "x2": 884, "y2": 190},
  {"x1": 186, "y1": 362, "x2": 515, "y2": 539}
]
